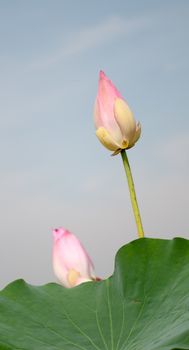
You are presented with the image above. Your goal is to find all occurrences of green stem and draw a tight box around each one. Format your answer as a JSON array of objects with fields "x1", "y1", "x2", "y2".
[{"x1": 121, "y1": 149, "x2": 144, "y2": 238}]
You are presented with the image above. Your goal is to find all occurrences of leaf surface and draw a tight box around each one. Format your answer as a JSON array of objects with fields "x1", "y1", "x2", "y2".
[{"x1": 0, "y1": 238, "x2": 189, "y2": 350}]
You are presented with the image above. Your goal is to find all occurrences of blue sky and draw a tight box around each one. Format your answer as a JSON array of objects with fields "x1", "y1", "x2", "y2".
[{"x1": 0, "y1": 0, "x2": 188, "y2": 288}]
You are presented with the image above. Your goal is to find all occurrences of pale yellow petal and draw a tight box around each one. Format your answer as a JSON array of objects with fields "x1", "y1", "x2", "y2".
[
  {"x1": 114, "y1": 98, "x2": 136, "y2": 142},
  {"x1": 67, "y1": 269, "x2": 80, "y2": 287},
  {"x1": 133, "y1": 122, "x2": 141, "y2": 144},
  {"x1": 127, "y1": 122, "x2": 142, "y2": 149},
  {"x1": 96, "y1": 127, "x2": 121, "y2": 151}
]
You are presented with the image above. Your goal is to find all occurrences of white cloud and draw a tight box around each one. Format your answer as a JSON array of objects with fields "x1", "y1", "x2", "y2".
[{"x1": 28, "y1": 15, "x2": 150, "y2": 70}]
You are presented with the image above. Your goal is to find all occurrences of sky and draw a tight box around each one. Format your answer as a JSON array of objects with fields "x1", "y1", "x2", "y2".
[{"x1": 0, "y1": 0, "x2": 188, "y2": 289}]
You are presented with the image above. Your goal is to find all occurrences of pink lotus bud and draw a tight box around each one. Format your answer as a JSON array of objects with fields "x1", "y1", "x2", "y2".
[
  {"x1": 52, "y1": 228, "x2": 96, "y2": 288},
  {"x1": 94, "y1": 71, "x2": 141, "y2": 155}
]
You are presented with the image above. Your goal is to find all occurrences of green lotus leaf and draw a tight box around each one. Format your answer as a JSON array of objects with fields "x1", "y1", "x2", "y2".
[{"x1": 0, "y1": 238, "x2": 189, "y2": 349}]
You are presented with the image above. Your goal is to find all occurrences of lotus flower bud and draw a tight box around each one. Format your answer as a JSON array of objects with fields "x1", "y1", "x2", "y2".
[
  {"x1": 52, "y1": 228, "x2": 96, "y2": 288},
  {"x1": 94, "y1": 71, "x2": 141, "y2": 155}
]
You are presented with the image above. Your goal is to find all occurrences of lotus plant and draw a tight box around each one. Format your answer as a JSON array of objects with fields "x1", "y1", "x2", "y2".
[
  {"x1": 94, "y1": 70, "x2": 141, "y2": 155},
  {"x1": 94, "y1": 71, "x2": 144, "y2": 238},
  {"x1": 52, "y1": 228, "x2": 96, "y2": 288}
]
